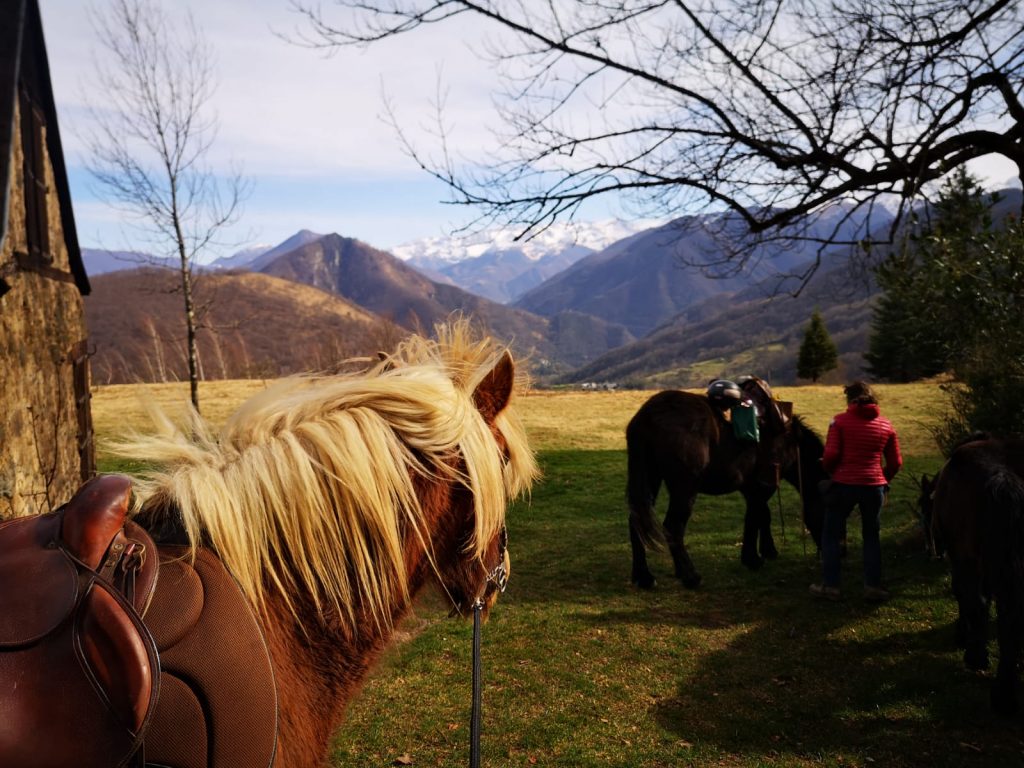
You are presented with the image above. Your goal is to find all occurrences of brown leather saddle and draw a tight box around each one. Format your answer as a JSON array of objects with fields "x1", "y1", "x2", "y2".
[
  {"x1": 736, "y1": 375, "x2": 792, "y2": 438},
  {"x1": 0, "y1": 475, "x2": 278, "y2": 768}
]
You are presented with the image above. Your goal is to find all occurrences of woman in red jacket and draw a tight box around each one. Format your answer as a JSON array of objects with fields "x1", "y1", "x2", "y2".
[{"x1": 810, "y1": 381, "x2": 902, "y2": 602}]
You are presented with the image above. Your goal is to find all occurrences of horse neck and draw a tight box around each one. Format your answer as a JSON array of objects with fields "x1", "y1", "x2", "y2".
[
  {"x1": 781, "y1": 425, "x2": 825, "y2": 499},
  {"x1": 261, "y1": 565, "x2": 433, "y2": 768}
]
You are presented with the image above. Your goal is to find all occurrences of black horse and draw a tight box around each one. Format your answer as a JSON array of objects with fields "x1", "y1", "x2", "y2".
[
  {"x1": 626, "y1": 390, "x2": 827, "y2": 589},
  {"x1": 921, "y1": 435, "x2": 1024, "y2": 714}
]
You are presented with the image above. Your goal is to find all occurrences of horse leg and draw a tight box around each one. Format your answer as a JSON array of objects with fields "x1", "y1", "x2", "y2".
[
  {"x1": 627, "y1": 445, "x2": 661, "y2": 590},
  {"x1": 629, "y1": 520, "x2": 657, "y2": 590},
  {"x1": 740, "y1": 498, "x2": 763, "y2": 570},
  {"x1": 757, "y1": 493, "x2": 778, "y2": 561},
  {"x1": 760, "y1": 516, "x2": 779, "y2": 561},
  {"x1": 739, "y1": 490, "x2": 775, "y2": 569},
  {"x1": 991, "y1": 595, "x2": 1021, "y2": 715},
  {"x1": 951, "y1": 559, "x2": 990, "y2": 670},
  {"x1": 663, "y1": 482, "x2": 701, "y2": 588}
]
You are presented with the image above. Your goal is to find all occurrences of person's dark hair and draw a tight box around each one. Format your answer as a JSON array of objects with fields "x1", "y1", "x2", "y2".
[{"x1": 844, "y1": 381, "x2": 877, "y2": 405}]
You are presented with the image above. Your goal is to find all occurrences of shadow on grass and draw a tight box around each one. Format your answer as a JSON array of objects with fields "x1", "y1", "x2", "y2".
[
  {"x1": 648, "y1": 601, "x2": 1024, "y2": 767},
  {"x1": 510, "y1": 451, "x2": 1024, "y2": 765}
]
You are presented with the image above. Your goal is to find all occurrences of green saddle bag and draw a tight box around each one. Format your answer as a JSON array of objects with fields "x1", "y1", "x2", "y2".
[{"x1": 731, "y1": 402, "x2": 759, "y2": 442}]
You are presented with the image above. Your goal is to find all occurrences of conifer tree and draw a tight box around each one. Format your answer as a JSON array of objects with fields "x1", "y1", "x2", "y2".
[
  {"x1": 866, "y1": 168, "x2": 993, "y2": 382},
  {"x1": 864, "y1": 250, "x2": 947, "y2": 382},
  {"x1": 863, "y1": 168, "x2": 1024, "y2": 447},
  {"x1": 797, "y1": 310, "x2": 838, "y2": 382}
]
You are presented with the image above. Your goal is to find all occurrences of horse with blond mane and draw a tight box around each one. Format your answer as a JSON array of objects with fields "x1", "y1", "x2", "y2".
[{"x1": 0, "y1": 322, "x2": 536, "y2": 768}]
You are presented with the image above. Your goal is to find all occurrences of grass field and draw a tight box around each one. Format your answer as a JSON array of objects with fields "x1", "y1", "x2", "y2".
[{"x1": 93, "y1": 380, "x2": 1024, "y2": 767}]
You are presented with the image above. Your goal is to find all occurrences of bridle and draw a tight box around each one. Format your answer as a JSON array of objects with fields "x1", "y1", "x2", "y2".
[
  {"x1": 469, "y1": 524, "x2": 508, "y2": 768},
  {"x1": 481, "y1": 525, "x2": 509, "y2": 595}
]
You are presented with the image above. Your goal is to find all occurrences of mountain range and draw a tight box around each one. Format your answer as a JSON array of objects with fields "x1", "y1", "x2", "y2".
[
  {"x1": 84, "y1": 191, "x2": 1018, "y2": 387},
  {"x1": 563, "y1": 247, "x2": 877, "y2": 388},
  {"x1": 514, "y1": 204, "x2": 884, "y2": 337},
  {"x1": 82, "y1": 228, "x2": 643, "y2": 383},
  {"x1": 79, "y1": 216, "x2": 874, "y2": 385},
  {"x1": 394, "y1": 219, "x2": 661, "y2": 303},
  {"x1": 563, "y1": 188, "x2": 1023, "y2": 387}
]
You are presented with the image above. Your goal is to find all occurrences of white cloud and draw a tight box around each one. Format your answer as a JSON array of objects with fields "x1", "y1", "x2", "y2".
[
  {"x1": 39, "y1": 1, "x2": 1023, "y2": 252},
  {"x1": 43, "y1": 0, "x2": 501, "y2": 177},
  {"x1": 40, "y1": 0, "x2": 514, "y2": 250}
]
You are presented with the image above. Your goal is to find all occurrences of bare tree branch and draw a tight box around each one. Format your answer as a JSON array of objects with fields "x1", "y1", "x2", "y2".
[
  {"x1": 84, "y1": 0, "x2": 250, "y2": 410},
  {"x1": 293, "y1": 0, "x2": 1024, "y2": 283}
]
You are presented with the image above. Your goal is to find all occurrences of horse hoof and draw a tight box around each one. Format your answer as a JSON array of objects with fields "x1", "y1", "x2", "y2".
[
  {"x1": 964, "y1": 648, "x2": 990, "y2": 671},
  {"x1": 633, "y1": 573, "x2": 657, "y2": 590},
  {"x1": 680, "y1": 573, "x2": 702, "y2": 589},
  {"x1": 741, "y1": 554, "x2": 764, "y2": 571},
  {"x1": 761, "y1": 547, "x2": 779, "y2": 561}
]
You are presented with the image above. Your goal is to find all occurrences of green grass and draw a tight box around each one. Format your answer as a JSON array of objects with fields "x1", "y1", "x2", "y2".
[
  {"x1": 322, "y1": 450, "x2": 1024, "y2": 768},
  {"x1": 92, "y1": 382, "x2": 1024, "y2": 766}
]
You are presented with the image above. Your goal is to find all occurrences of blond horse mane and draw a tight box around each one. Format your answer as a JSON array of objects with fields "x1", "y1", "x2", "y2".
[{"x1": 114, "y1": 321, "x2": 537, "y2": 630}]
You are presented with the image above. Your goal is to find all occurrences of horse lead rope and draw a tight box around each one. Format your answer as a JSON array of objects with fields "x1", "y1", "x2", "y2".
[
  {"x1": 470, "y1": 526, "x2": 508, "y2": 768},
  {"x1": 470, "y1": 599, "x2": 484, "y2": 768},
  {"x1": 796, "y1": 445, "x2": 807, "y2": 557},
  {"x1": 775, "y1": 463, "x2": 785, "y2": 544},
  {"x1": 775, "y1": 444, "x2": 809, "y2": 557}
]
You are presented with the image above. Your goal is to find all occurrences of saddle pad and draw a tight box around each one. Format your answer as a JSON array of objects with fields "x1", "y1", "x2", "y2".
[{"x1": 142, "y1": 547, "x2": 277, "y2": 768}]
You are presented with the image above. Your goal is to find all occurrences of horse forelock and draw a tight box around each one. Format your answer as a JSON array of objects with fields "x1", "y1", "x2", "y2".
[{"x1": 116, "y1": 321, "x2": 537, "y2": 632}]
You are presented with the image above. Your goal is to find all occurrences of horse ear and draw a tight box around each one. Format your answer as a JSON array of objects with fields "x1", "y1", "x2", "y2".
[{"x1": 473, "y1": 351, "x2": 515, "y2": 423}]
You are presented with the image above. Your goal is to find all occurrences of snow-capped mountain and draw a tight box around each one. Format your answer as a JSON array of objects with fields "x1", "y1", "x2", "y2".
[
  {"x1": 391, "y1": 218, "x2": 665, "y2": 303},
  {"x1": 391, "y1": 218, "x2": 665, "y2": 264}
]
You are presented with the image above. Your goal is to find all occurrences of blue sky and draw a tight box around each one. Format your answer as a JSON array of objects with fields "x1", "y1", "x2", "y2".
[
  {"x1": 41, "y1": 0, "x2": 1020, "y2": 260},
  {"x1": 41, "y1": 0, "x2": 528, "y2": 256}
]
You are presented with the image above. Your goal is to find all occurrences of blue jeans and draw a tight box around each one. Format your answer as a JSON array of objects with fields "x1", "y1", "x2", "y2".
[{"x1": 821, "y1": 482, "x2": 886, "y2": 589}]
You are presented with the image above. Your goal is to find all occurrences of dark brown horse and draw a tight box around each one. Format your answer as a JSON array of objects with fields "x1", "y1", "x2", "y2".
[
  {"x1": 0, "y1": 323, "x2": 538, "y2": 768},
  {"x1": 921, "y1": 435, "x2": 1024, "y2": 715},
  {"x1": 626, "y1": 390, "x2": 827, "y2": 589}
]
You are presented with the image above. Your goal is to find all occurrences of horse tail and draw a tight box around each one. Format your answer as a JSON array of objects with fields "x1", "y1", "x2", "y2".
[
  {"x1": 984, "y1": 464, "x2": 1024, "y2": 618},
  {"x1": 626, "y1": 430, "x2": 663, "y2": 548}
]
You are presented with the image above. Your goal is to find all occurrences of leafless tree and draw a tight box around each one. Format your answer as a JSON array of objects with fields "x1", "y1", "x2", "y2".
[
  {"x1": 85, "y1": 0, "x2": 248, "y2": 410},
  {"x1": 293, "y1": 0, "x2": 1024, "y2": 282}
]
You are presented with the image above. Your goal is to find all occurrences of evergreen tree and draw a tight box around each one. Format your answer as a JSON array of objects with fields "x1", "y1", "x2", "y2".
[
  {"x1": 865, "y1": 167, "x2": 1024, "y2": 447},
  {"x1": 865, "y1": 251, "x2": 947, "y2": 382},
  {"x1": 939, "y1": 220, "x2": 1024, "y2": 447},
  {"x1": 866, "y1": 168, "x2": 997, "y2": 382},
  {"x1": 797, "y1": 310, "x2": 838, "y2": 382}
]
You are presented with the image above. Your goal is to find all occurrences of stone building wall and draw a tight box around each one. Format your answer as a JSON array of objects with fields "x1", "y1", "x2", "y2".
[{"x1": 0, "y1": 97, "x2": 90, "y2": 519}]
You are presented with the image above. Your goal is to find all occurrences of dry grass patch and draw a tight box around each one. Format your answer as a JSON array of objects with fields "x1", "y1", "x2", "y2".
[
  {"x1": 92, "y1": 379, "x2": 270, "y2": 445},
  {"x1": 94, "y1": 380, "x2": 949, "y2": 459}
]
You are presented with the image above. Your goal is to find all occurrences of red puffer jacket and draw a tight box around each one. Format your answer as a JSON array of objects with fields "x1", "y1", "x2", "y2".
[{"x1": 822, "y1": 402, "x2": 902, "y2": 486}]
